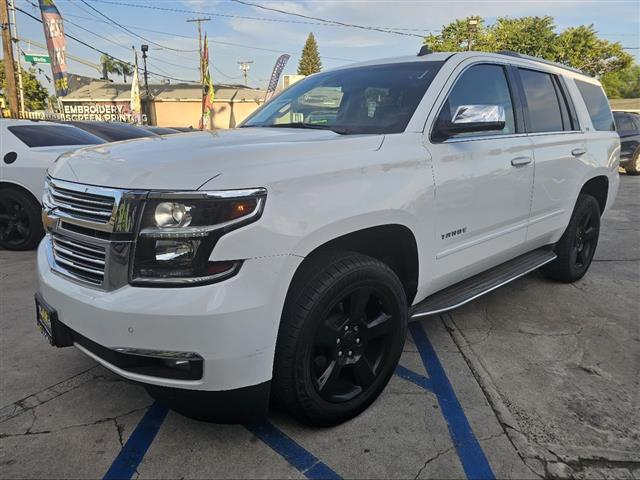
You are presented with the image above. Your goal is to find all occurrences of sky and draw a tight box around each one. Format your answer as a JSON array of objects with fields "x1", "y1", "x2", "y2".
[{"x1": 11, "y1": 0, "x2": 640, "y2": 93}]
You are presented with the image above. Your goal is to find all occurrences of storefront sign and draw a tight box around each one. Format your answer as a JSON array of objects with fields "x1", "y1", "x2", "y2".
[{"x1": 61, "y1": 102, "x2": 147, "y2": 122}]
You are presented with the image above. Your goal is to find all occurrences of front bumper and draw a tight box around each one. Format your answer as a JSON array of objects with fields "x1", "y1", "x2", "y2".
[{"x1": 37, "y1": 238, "x2": 302, "y2": 393}]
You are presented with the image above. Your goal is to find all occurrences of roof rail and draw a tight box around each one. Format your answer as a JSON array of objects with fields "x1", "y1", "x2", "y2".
[
  {"x1": 418, "y1": 45, "x2": 433, "y2": 57},
  {"x1": 495, "y1": 51, "x2": 589, "y2": 76}
]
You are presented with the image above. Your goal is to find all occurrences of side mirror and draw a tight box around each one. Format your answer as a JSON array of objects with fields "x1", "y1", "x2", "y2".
[{"x1": 433, "y1": 104, "x2": 506, "y2": 141}]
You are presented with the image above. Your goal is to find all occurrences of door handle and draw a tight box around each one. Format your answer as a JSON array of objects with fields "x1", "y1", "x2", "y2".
[
  {"x1": 572, "y1": 147, "x2": 587, "y2": 157},
  {"x1": 510, "y1": 156, "x2": 532, "y2": 167}
]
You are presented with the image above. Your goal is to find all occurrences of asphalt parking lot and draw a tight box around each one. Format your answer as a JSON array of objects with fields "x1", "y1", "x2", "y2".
[{"x1": 1, "y1": 175, "x2": 638, "y2": 480}]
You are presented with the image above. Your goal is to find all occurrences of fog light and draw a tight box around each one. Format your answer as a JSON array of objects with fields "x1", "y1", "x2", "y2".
[{"x1": 154, "y1": 202, "x2": 192, "y2": 228}]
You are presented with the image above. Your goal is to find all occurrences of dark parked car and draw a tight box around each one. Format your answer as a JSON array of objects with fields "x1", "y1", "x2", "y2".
[
  {"x1": 143, "y1": 126, "x2": 181, "y2": 135},
  {"x1": 63, "y1": 121, "x2": 158, "y2": 142},
  {"x1": 613, "y1": 111, "x2": 640, "y2": 175}
]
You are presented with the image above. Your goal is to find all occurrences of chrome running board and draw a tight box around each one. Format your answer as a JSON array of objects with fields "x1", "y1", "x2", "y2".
[{"x1": 410, "y1": 247, "x2": 557, "y2": 319}]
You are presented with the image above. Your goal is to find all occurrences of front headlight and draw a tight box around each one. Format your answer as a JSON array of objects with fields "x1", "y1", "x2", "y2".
[{"x1": 131, "y1": 188, "x2": 267, "y2": 286}]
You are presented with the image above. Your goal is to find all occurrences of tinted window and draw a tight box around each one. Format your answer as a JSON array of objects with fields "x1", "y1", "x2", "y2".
[
  {"x1": 243, "y1": 61, "x2": 444, "y2": 134},
  {"x1": 575, "y1": 80, "x2": 615, "y2": 131},
  {"x1": 614, "y1": 114, "x2": 633, "y2": 132},
  {"x1": 435, "y1": 64, "x2": 516, "y2": 138},
  {"x1": 8, "y1": 125, "x2": 105, "y2": 148},
  {"x1": 519, "y1": 69, "x2": 564, "y2": 133}
]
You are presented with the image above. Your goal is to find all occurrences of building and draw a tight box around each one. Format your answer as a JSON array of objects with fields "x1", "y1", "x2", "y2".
[
  {"x1": 58, "y1": 79, "x2": 267, "y2": 129},
  {"x1": 610, "y1": 98, "x2": 640, "y2": 113}
]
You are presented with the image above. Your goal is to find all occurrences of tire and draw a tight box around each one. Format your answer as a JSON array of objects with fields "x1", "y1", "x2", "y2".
[
  {"x1": 0, "y1": 187, "x2": 44, "y2": 251},
  {"x1": 624, "y1": 148, "x2": 640, "y2": 175},
  {"x1": 273, "y1": 251, "x2": 408, "y2": 426},
  {"x1": 541, "y1": 194, "x2": 600, "y2": 283}
]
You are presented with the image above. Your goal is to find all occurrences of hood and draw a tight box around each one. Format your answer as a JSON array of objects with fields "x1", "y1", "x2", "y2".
[{"x1": 49, "y1": 128, "x2": 385, "y2": 190}]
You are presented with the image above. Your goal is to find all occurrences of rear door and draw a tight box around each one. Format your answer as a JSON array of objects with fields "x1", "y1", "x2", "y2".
[
  {"x1": 614, "y1": 112, "x2": 640, "y2": 161},
  {"x1": 425, "y1": 61, "x2": 535, "y2": 289},
  {"x1": 515, "y1": 67, "x2": 586, "y2": 243}
]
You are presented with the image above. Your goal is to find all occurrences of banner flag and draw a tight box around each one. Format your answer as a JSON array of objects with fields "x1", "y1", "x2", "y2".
[
  {"x1": 264, "y1": 54, "x2": 290, "y2": 102},
  {"x1": 130, "y1": 49, "x2": 142, "y2": 125},
  {"x1": 199, "y1": 34, "x2": 215, "y2": 130},
  {"x1": 38, "y1": 0, "x2": 68, "y2": 96}
]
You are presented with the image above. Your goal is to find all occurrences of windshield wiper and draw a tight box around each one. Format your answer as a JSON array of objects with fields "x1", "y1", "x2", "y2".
[{"x1": 256, "y1": 123, "x2": 352, "y2": 135}]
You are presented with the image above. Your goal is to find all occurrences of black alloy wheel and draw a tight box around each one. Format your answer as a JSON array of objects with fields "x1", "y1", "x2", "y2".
[
  {"x1": 571, "y1": 208, "x2": 598, "y2": 270},
  {"x1": 541, "y1": 194, "x2": 601, "y2": 283},
  {"x1": 273, "y1": 251, "x2": 407, "y2": 426},
  {"x1": 0, "y1": 188, "x2": 44, "y2": 250},
  {"x1": 311, "y1": 286, "x2": 398, "y2": 403}
]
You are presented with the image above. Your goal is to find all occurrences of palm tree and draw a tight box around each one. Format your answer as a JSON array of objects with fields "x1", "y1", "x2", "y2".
[
  {"x1": 101, "y1": 55, "x2": 119, "y2": 81},
  {"x1": 119, "y1": 62, "x2": 133, "y2": 84},
  {"x1": 100, "y1": 55, "x2": 134, "y2": 83}
]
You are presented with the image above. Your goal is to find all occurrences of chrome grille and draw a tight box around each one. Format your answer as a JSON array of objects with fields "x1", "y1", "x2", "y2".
[
  {"x1": 49, "y1": 182, "x2": 115, "y2": 224},
  {"x1": 51, "y1": 233, "x2": 106, "y2": 285}
]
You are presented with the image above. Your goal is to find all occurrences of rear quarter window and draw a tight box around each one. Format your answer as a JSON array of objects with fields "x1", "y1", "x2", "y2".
[
  {"x1": 8, "y1": 125, "x2": 105, "y2": 148},
  {"x1": 575, "y1": 80, "x2": 615, "y2": 131}
]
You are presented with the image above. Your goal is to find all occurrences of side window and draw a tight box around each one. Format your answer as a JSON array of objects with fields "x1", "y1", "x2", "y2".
[
  {"x1": 575, "y1": 80, "x2": 615, "y2": 131},
  {"x1": 614, "y1": 114, "x2": 634, "y2": 132},
  {"x1": 435, "y1": 64, "x2": 516, "y2": 138},
  {"x1": 518, "y1": 69, "x2": 564, "y2": 133},
  {"x1": 7, "y1": 125, "x2": 105, "y2": 147}
]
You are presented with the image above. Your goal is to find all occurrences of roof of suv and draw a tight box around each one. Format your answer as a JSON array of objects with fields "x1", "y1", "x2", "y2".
[{"x1": 334, "y1": 51, "x2": 593, "y2": 81}]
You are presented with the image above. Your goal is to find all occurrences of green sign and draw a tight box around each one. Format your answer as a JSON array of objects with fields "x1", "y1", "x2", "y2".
[{"x1": 23, "y1": 53, "x2": 51, "y2": 64}]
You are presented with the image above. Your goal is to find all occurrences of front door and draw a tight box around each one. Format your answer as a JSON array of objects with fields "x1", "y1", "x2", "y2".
[{"x1": 425, "y1": 61, "x2": 534, "y2": 290}]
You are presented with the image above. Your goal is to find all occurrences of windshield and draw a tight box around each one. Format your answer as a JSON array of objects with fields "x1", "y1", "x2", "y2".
[{"x1": 242, "y1": 61, "x2": 444, "y2": 134}]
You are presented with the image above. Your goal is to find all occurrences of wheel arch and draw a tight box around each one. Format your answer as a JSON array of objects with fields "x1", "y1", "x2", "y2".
[
  {"x1": 0, "y1": 181, "x2": 42, "y2": 206},
  {"x1": 579, "y1": 175, "x2": 609, "y2": 215},
  {"x1": 289, "y1": 224, "x2": 420, "y2": 305}
]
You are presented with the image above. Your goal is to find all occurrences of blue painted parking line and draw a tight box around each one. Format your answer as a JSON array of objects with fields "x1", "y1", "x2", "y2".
[
  {"x1": 244, "y1": 421, "x2": 342, "y2": 480},
  {"x1": 103, "y1": 402, "x2": 169, "y2": 480},
  {"x1": 395, "y1": 364, "x2": 434, "y2": 392},
  {"x1": 102, "y1": 324, "x2": 492, "y2": 480},
  {"x1": 410, "y1": 322, "x2": 495, "y2": 480}
]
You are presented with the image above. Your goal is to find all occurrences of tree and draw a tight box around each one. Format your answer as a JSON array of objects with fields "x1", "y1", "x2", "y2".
[
  {"x1": 119, "y1": 62, "x2": 133, "y2": 83},
  {"x1": 100, "y1": 55, "x2": 133, "y2": 83},
  {"x1": 601, "y1": 65, "x2": 640, "y2": 98},
  {"x1": 0, "y1": 60, "x2": 49, "y2": 110},
  {"x1": 297, "y1": 32, "x2": 322, "y2": 76},
  {"x1": 425, "y1": 16, "x2": 634, "y2": 81}
]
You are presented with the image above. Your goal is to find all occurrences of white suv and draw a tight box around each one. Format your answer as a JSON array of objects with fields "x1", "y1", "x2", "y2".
[{"x1": 36, "y1": 51, "x2": 620, "y2": 426}]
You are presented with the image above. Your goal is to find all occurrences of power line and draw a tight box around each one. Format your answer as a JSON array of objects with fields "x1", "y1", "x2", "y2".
[
  {"x1": 88, "y1": 0, "x2": 437, "y2": 35},
  {"x1": 14, "y1": 5, "x2": 198, "y2": 83},
  {"x1": 228, "y1": 0, "x2": 424, "y2": 38},
  {"x1": 75, "y1": 0, "x2": 198, "y2": 53},
  {"x1": 21, "y1": 0, "x2": 356, "y2": 63}
]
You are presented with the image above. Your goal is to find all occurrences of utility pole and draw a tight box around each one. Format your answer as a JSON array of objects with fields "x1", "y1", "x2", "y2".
[
  {"x1": 237, "y1": 61, "x2": 253, "y2": 86},
  {"x1": 467, "y1": 17, "x2": 479, "y2": 51},
  {"x1": 186, "y1": 17, "x2": 210, "y2": 83},
  {"x1": 8, "y1": 0, "x2": 24, "y2": 115},
  {"x1": 1, "y1": 0, "x2": 19, "y2": 117}
]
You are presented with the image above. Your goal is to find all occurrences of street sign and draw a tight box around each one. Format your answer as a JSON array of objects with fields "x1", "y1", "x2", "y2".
[{"x1": 23, "y1": 53, "x2": 51, "y2": 64}]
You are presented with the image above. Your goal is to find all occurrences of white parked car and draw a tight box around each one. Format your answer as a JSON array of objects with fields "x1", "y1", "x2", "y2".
[
  {"x1": 0, "y1": 119, "x2": 104, "y2": 250},
  {"x1": 37, "y1": 51, "x2": 619, "y2": 426}
]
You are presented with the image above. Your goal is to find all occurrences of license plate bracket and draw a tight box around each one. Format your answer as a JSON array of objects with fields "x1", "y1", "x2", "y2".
[{"x1": 34, "y1": 293, "x2": 73, "y2": 348}]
